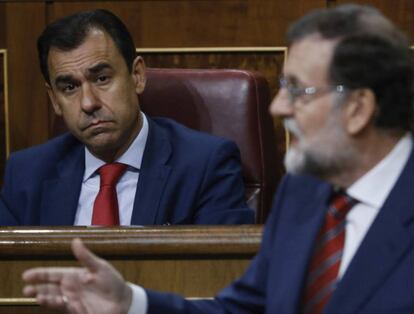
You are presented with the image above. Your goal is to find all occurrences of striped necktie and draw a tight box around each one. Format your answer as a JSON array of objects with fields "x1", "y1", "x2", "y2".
[{"x1": 302, "y1": 192, "x2": 358, "y2": 314}]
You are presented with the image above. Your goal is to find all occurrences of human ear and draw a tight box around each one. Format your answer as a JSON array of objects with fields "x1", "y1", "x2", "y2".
[
  {"x1": 343, "y1": 89, "x2": 376, "y2": 135},
  {"x1": 132, "y1": 56, "x2": 146, "y2": 95}
]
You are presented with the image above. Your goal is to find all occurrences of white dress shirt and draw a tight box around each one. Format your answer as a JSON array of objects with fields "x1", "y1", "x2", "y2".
[
  {"x1": 339, "y1": 133, "x2": 412, "y2": 277},
  {"x1": 74, "y1": 113, "x2": 149, "y2": 226},
  {"x1": 128, "y1": 133, "x2": 413, "y2": 314}
]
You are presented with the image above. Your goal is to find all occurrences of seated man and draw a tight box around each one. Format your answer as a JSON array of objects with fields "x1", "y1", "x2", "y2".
[
  {"x1": 0, "y1": 9, "x2": 253, "y2": 225},
  {"x1": 22, "y1": 4, "x2": 414, "y2": 314}
]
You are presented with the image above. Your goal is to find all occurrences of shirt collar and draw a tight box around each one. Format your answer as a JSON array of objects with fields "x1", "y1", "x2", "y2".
[
  {"x1": 83, "y1": 112, "x2": 149, "y2": 181},
  {"x1": 347, "y1": 133, "x2": 412, "y2": 209}
]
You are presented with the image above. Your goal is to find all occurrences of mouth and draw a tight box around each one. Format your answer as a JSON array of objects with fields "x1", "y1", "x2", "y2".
[{"x1": 83, "y1": 120, "x2": 111, "y2": 131}]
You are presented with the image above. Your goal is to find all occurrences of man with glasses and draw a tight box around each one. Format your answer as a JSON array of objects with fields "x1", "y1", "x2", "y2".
[{"x1": 22, "y1": 4, "x2": 414, "y2": 314}]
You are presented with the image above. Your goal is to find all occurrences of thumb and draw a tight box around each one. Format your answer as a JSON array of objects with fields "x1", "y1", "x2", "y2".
[{"x1": 71, "y1": 238, "x2": 103, "y2": 273}]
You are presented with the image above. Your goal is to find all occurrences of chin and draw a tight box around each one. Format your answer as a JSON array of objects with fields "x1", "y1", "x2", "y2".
[
  {"x1": 284, "y1": 147, "x2": 325, "y2": 177},
  {"x1": 87, "y1": 133, "x2": 117, "y2": 149}
]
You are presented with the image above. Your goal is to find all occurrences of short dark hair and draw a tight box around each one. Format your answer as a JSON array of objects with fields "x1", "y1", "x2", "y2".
[
  {"x1": 288, "y1": 4, "x2": 414, "y2": 131},
  {"x1": 37, "y1": 9, "x2": 136, "y2": 84}
]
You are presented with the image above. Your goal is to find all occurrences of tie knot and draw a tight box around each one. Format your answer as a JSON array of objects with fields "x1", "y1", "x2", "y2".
[
  {"x1": 328, "y1": 192, "x2": 358, "y2": 220},
  {"x1": 98, "y1": 163, "x2": 128, "y2": 187}
]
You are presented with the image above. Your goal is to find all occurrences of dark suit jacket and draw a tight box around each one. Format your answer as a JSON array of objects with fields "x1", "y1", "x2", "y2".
[
  {"x1": 0, "y1": 117, "x2": 254, "y2": 225},
  {"x1": 146, "y1": 145, "x2": 414, "y2": 313}
]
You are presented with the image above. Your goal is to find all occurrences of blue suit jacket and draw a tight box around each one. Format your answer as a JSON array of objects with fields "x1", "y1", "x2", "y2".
[
  {"x1": 0, "y1": 117, "x2": 253, "y2": 225},
  {"x1": 146, "y1": 145, "x2": 414, "y2": 313}
]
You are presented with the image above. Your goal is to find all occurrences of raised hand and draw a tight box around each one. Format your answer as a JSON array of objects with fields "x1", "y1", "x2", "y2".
[{"x1": 22, "y1": 238, "x2": 132, "y2": 314}]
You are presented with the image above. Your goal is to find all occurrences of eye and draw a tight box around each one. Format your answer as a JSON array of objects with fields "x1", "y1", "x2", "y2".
[
  {"x1": 96, "y1": 75, "x2": 110, "y2": 84},
  {"x1": 62, "y1": 83, "x2": 76, "y2": 93}
]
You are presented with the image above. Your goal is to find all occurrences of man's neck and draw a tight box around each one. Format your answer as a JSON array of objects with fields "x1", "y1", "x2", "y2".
[{"x1": 327, "y1": 129, "x2": 406, "y2": 188}]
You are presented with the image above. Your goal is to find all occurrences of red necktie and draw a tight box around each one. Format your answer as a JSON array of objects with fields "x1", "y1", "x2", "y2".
[
  {"x1": 92, "y1": 163, "x2": 128, "y2": 226},
  {"x1": 302, "y1": 192, "x2": 358, "y2": 314}
]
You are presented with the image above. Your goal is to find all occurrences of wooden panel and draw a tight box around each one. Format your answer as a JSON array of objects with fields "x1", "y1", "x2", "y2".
[
  {"x1": 0, "y1": 4, "x2": 8, "y2": 183},
  {"x1": 335, "y1": 0, "x2": 414, "y2": 43},
  {"x1": 0, "y1": 4, "x2": 6, "y2": 48},
  {"x1": 0, "y1": 51, "x2": 8, "y2": 182},
  {"x1": 0, "y1": 225, "x2": 261, "y2": 298},
  {"x1": 48, "y1": 0, "x2": 326, "y2": 47},
  {"x1": 4, "y1": 2, "x2": 48, "y2": 152},
  {"x1": 0, "y1": 307, "x2": 58, "y2": 314},
  {"x1": 0, "y1": 225, "x2": 261, "y2": 313}
]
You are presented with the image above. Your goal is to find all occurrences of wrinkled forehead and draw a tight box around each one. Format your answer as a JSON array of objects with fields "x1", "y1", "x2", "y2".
[
  {"x1": 284, "y1": 34, "x2": 338, "y2": 86},
  {"x1": 47, "y1": 30, "x2": 120, "y2": 81}
]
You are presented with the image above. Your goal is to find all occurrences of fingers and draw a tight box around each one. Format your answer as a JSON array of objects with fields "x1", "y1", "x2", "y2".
[
  {"x1": 37, "y1": 294, "x2": 67, "y2": 309},
  {"x1": 23, "y1": 267, "x2": 72, "y2": 284},
  {"x1": 23, "y1": 283, "x2": 60, "y2": 297},
  {"x1": 72, "y1": 238, "x2": 104, "y2": 274},
  {"x1": 23, "y1": 283, "x2": 67, "y2": 309},
  {"x1": 23, "y1": 238, "x2": 102, "y2": 284}
]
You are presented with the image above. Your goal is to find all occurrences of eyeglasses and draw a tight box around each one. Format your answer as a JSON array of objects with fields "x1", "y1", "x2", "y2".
[{"x1": 279, "y1": 76, "x2": 346, "y2": 106}]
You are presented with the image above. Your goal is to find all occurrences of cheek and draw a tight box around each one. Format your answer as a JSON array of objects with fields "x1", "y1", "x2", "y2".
[
  {"x1": 55, "y1": 102, "x2": 82, "y2": 129},
  {"x1": 105, "y1": 83, "x2": 138, "y2": 108},
  {"x1": 110, "y1": 96, "x2": 140, "y2": 123},
  {"x1": 294, "y1": 117, "x2": 314, "y2": 139},
  {"x1": 57, "y1": 105, "x2": 75, "y2": 123},
  {"x1": 295, "y1": 109, "x2": 331, "y2": 138}
]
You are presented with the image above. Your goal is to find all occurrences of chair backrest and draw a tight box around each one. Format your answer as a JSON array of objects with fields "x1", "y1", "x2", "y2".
[
  {"x1": 52, "y1": 68, "x2": 285, "y2": 222},
  {"x1": 140, "y1": 68, "x2": 284, "y2": 222}
]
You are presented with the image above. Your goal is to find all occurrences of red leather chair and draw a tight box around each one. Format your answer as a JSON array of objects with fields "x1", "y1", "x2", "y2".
[
  {"x1": 140, "y1": 68, "x2": 284, "y2": 222},
  {"x1": 52, "y1": 68, "x2": 284, "y2": 222}
]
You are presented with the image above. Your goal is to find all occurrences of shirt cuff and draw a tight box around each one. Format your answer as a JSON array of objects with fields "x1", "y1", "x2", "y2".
[{"x1": 127, "y1": 282, "x2": 148, "y2": 314}]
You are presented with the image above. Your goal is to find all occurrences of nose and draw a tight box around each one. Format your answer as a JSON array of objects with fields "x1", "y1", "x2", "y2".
[
  {"x1": 269, "y1": 89, "x2": 294, "y2": 119},
  {"x1": 80, "y1": 84, "x2": 101, "y2": 113}
]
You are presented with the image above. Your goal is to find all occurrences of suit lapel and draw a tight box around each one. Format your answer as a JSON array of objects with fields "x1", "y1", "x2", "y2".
[
  {"x1": 327, "y1": 148, "x2": 414, "y2": 314},
  {"x1": 271, "y1": 179, "x2": 333, "y2": 313},
  {"x1": 39, "y1": 144, "x2": 84, "y2": 225},
  {"x1": 131, "y1": 119, "x2": 172, "y2": 225}
]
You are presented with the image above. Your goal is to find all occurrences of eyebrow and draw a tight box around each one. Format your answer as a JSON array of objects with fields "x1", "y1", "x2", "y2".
[
  {"x1": 87, "y1": 62, "x2": 113, "y2": 75},
  {"x1": 54, "y1": 75, "x2": 77, "y2": 86},
  {"x1": 53, "y1": 62, "x2": 114, "y2": 86},
  {"x1": 285, "y1": 74, "x2": 309, "y2": 87}
]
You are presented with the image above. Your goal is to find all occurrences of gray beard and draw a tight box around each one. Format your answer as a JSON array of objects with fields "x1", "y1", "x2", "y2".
[{"x1": 284, "y1": 142, "x2": 354, "y2": 179}]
